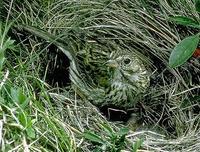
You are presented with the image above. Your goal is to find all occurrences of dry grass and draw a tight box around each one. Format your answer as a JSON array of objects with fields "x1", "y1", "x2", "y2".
[{"x1": 0, "y1": 0, "x2": 200, "y2": 151}]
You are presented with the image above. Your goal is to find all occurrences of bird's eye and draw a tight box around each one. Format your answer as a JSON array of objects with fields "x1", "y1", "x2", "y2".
[{"x1": 123, "y1": 58, "x2": 131, "y2": 65}]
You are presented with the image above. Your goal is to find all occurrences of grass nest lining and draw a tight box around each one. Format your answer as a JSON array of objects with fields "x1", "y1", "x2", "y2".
[{"x1": 1, "y1": 0, "x2": 200, "y2": 151}]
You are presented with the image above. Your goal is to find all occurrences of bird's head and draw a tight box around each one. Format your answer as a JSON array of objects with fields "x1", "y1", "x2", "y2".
[{"x1": 106, "y1": 51, "x2": 150, "y2": 107}]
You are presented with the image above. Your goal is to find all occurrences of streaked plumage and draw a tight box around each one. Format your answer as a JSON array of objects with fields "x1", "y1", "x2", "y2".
[
  {"x1": 19, "y1": 25, "x2": 150, "y2": 109},
  {"x1": 70, "y1": 42, "x2": 150, "y2": 108}
]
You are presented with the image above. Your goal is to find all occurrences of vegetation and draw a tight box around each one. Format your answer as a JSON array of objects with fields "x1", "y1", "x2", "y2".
[
  {"x1": 169, "y1": 0, "x2": 200, "y2": 68},
  {"x1": 0, "y1": 0, "x2": 200, "y2": 151}
]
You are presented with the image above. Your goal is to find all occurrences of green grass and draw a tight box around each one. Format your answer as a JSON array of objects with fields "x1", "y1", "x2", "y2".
[{"x1": 0, "y1": 0, "x2": 200, "y2": 151}]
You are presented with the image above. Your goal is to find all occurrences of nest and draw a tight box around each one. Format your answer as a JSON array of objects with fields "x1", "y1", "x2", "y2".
[{"x1": 6, "y1": 0, "x2": 200, "y2": 151}]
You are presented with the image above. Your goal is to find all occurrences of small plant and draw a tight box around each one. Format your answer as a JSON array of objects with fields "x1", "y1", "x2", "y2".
[
  {"x1": 10, "y1": 87, "x2": 36, "y2": 139},
  {"x1": 83, "y1": 123, "x2": 143, "y2": 152},
  {"x1": 1, "y1": 87, "x2": 36, "y2": 139},
  {"x1": 169, "y1": 0, "x2": 200, "y2": 68}
]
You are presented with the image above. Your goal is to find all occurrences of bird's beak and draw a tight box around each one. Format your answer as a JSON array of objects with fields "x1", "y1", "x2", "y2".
[{"x1": 106, "y1": 60, "x2": 118, "y2": 68}]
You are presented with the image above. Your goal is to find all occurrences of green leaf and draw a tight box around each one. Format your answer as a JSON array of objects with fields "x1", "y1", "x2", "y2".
[
  {"x1": 117, "y1": 128, "x2": 129, "y2": 136},
  {"x1": 26, "y1": 118, "x2": 36, "y2": 139},
  {"x1": 101, "y1": 123, "x2": 114, "y2": 137},
  {"x1": 11, "y1": 88, "x2": 29, "y2": 108},
  {"x1": 169, "y1": 34, "x2": 200, "y2": 68},
  {"x1": 169, "y1": 16, "x2": 200, "y2": 28},
  {"x1": 18, "y1": 112, "x2": 27, "y2": 127},
  {"x1": 131, "y1": 139, "x2": 143, "y2": 152},
  {"x1": 195, "y1": 0, "x2": 200, "y2": 13},
  {"x1": 83, "y1": 131, "x2": 104, "y2": 144},
  {"x1": 26, "y1": 127, "x2": 36, "y2": 139}
]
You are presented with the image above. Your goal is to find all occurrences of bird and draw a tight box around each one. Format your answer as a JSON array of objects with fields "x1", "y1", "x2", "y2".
[
  {"x1": 70, "y1": 41, "x2": 150, "y2": 109},
  {"x1": 18, "y1": 25, "x2": 150, "y2": 109}
]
